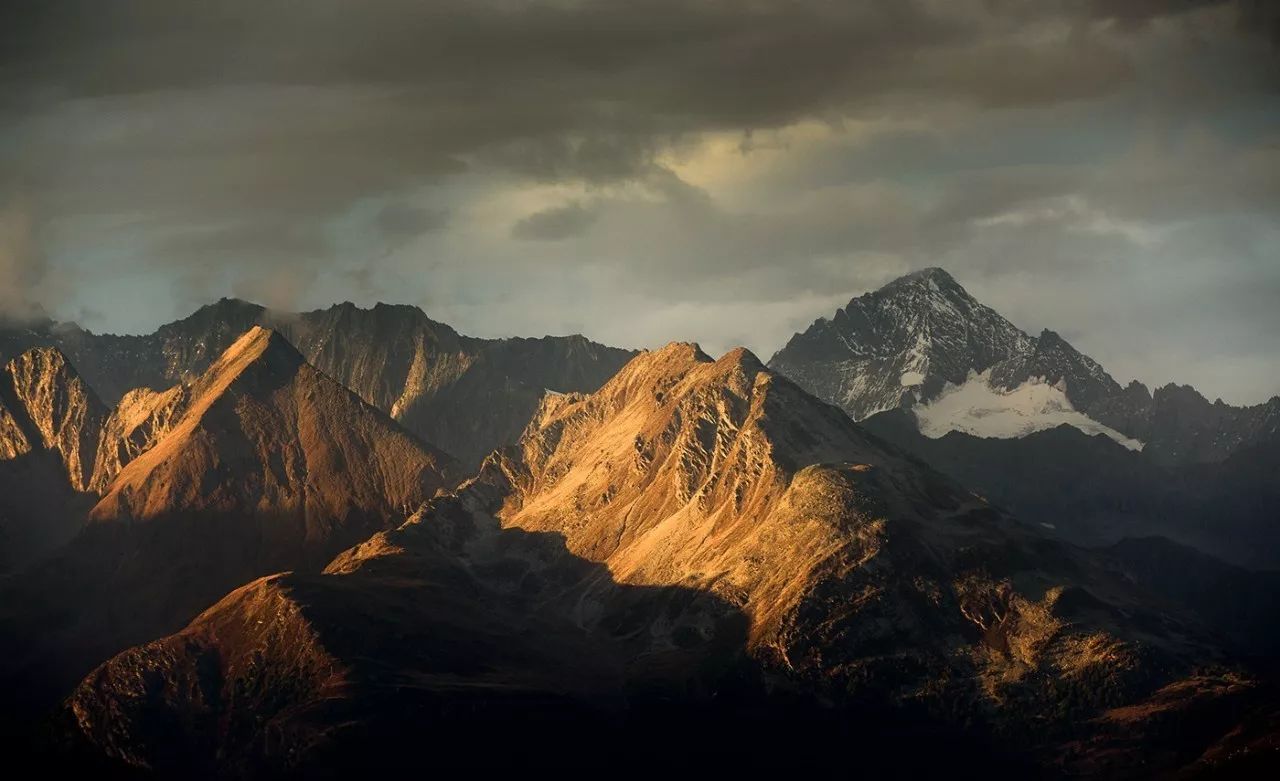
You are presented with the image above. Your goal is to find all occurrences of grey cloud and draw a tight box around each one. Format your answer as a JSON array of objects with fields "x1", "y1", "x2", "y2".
[
  {"x1": 376, "y1": 204, "x2": 449, "y2": 240},
  {"x1": 0, "y1": 198, "x2": 48, "y2": 322},
  {"x1": 155, "y1": 220, "x2": 329, "y2": 261},
  {"x1": 511, "y1": 202, "x2": 599, "y2": 241},
  {"x1": 1, "y1": 0, "x2": 1277, "y2": 402},
  {"x1": 230, "y1": 265, "x2": 321, "y2": 314}
]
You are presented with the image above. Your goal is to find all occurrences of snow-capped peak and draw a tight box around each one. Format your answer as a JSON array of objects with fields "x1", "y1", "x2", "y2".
[{"x1": 768, "y1": 267, "x2": 1034, "y2": 420}]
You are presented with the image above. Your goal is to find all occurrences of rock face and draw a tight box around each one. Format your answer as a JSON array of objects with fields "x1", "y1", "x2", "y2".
[
  {"x1": 0, "y1": 299, "x2": 635, "y2": 468},
  {"x1": 769, "y1": 268, "x2": 1280, "y2": 465},
  {"x1": 989, "y1": 328, "x2": 1121, "y2": 411},
  {"x1": 0, "y1": 348, "x2": 105, "y2": 568},
  {"x1": 0, "y1": 328, "x2": 457, "y2": 710},
  {"x1": 87, "y1": 384, "x2": 188, "y2": 493},
  {"x1": 1095, "y1": 383, "x2": 1280, "y2": 466},
  {"x1": 89, "y1": 326, "x2": 455, "y2": 542},
  {"x1": 768, "y1": 268, "x2": 1033, "y2": 420},
  {"x1": 1, "y1": 347, "x2": 105, "y2": 492},
  {"x1": 60, "y1": 344, "x2": 1262, "y2": 776}
]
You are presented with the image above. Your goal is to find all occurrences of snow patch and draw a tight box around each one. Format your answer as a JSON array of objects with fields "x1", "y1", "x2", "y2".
[
  {"x1": 913, "y1": 370, "x2": 1144, "y2": 451},
  {"x1": 899, "y1": 371, "x2": 925, "y2": 387}
]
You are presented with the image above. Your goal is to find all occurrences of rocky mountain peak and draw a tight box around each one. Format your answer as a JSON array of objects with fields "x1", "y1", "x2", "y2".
[
  {"x1": 767, "y1": 268, "x2": 1277, "y2": 465},
  {"x1": 0, "y1": 347, "x2": 106, "y2": 568},
  {"x1": 160, "y1": 297, "x2": 266, "y2": 338},
  {"x1": 2, "y1": 299, "x2": 636, "y2": 469},
  {"x1": 1153, "y1": 382, "x2": 1206, "y2": 405},
  {"x1": 988, "y1": 327, "x2": 1121, "y2": 410},
  {"x1": 89, "y1": 384, "x2": 189, "y2": 493},
  {"x1": 207, "y1": 325, "x2": 305, "y2": 380},
  {"x1": 716, "y1": 345, "x2": 765, "y2": 371},
  {"x1": 1, "y1": 346, "x2": 106, "y2": 491},
  {"x1": 768, "y1": 268, "x2": 1032, "y2": 419},
  {"x1": 1124, "y1": 379, "x2": 1153, "y2": 400},
  {"x1": 1035, "y1": 328, "x2": 1067, "y2": 347},
  {"x1": 90, "y1": 325, "x2": 453, "y2": 531},
  {"x1": 880, "y1": 265, "x2": 962, "y2": 293}
]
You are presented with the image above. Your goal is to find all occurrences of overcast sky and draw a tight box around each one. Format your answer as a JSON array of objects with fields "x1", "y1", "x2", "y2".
[{"x1": 2, "y1": 0, "x2": 1277, "y2": 403}]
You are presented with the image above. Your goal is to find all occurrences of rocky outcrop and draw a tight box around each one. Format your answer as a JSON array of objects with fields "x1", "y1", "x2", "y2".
[
  {"x1": 0, "y1": 348, "x2": 106, "y2": 569},
  {"x1": 989, "y1": 328, "x2": 1122, "y2": 411},
  {"x1": 87, "y1": 385, "x2": 188, "y2": 493},
  {"x1": 1095, "y1": 383, "x2": 1280, "y2": 466},
  {"x1": 768, "y1": 268, "x2": 1033, "y2": 419},
  {"x1": 1, "y1": 348, "x2": 105, "y2": 492}
]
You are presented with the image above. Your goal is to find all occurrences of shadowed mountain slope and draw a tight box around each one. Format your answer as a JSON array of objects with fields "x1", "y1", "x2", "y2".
[
  {"x1": 0, "y1": 327, "x2": 455, "y2": 719},
  {"x1": 0, "y1": 348, "x2": 105, "y2": 568},
  {"x1": 62, "y1": 343, "x2": 1277, "y2": 776},
  {"x1": 862, "y1": 409, "x2": 1280, "y2": 571}
]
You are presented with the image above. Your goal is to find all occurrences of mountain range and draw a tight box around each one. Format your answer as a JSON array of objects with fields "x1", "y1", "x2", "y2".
[
  {"x1": 0, "y1": 327, "x2": 454, "y2": 719},
  {"x1": 769, "y1": 267, "x2": 1280, "y2": 466},
  {"x1": 768, "y1": 268, "x2": 1280, "y2": 569},
  {"x1": 0, "y1": 298, "x2": 634, "y2": 469},
  {"x1": 50, "y1": 341, "x2": 1277, "y2": 776},
  {"x1": 0, "y1": 272, "x2": 1276, "y2": 776}
]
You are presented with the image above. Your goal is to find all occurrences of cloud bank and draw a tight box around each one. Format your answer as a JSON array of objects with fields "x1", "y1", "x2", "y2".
[{"x1": 2, "y1": 0, "x2": 1277, "y2": 401}]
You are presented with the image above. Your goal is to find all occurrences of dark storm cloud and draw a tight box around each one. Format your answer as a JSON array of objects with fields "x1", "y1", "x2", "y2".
[
  {"x1": 155, "y1": 220, "x2": 329, "y2": 260},
  {"x1": 2, "y1": 0, "x2": 1277, "y2": 401}
]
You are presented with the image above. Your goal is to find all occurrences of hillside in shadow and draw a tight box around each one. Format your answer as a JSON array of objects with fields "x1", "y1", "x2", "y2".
[{"x1": 47, "y1": 516, "x2": 1025, "y2": 777}]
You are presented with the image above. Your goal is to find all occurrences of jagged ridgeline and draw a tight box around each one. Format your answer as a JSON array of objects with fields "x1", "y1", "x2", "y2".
[
  {"x1": 769, "y1": 268, "x2": 1279, "y2": 466},
  {"x1": 0, "y1": 299, "x2": 635, "y2": 468},
  {"x1": 0, "y1": 328, "x2": 456, "y2": 714},
  {"x1": 0, "y1": 280, "x2": 1276, "y2": 776},
  {"x1": 58, "y1": 342, "x2": 1275, "y2": 776},
  {"x1": 770, "y1": 269, "x2": 1280, "y2": 568}
]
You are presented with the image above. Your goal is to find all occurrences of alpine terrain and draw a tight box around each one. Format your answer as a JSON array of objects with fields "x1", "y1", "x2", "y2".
[
  {"x1": 770, "y1": 269, "x2": 1280, "y2": 568},
  {"x1": 53, "y1": 343, "x2": 1277, "y2": 776},
  {"x1": 0, "y1": 327, "x2": 455, "y2": 718},
  {"x1": 0, "y1": 299, "x2": 635, "y2": 468},
  {"x1": 769, "y1": 268, "x2": 1280, "y2": 465}
]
